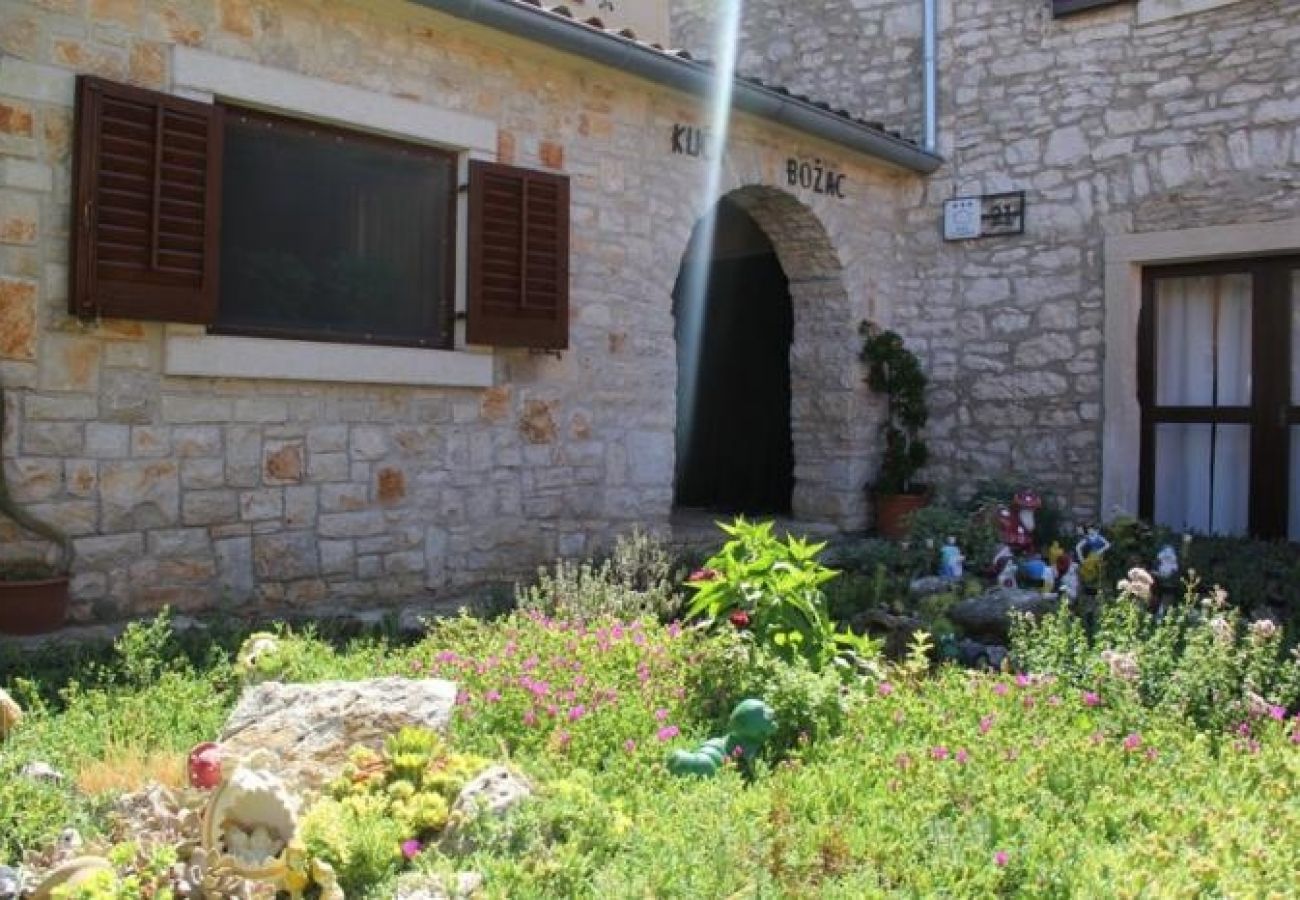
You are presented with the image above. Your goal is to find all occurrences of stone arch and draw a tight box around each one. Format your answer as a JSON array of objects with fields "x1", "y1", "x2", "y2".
[{"x1": 673, "y1": 183, "x2": 866, "y2": 528}]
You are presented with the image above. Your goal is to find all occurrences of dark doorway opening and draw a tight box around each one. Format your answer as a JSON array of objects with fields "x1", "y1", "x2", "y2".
[{"x1": 673, "y1": 198, "x2": 794, "y2": 516}]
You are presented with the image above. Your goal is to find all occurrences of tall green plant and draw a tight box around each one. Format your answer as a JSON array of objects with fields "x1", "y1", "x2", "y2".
[
  {"x1": 683, "y1": 519, "x2": 873, "y2": 672},
  {"x1": 859, "y1": 323, "x2": 928, "y2": 495}
]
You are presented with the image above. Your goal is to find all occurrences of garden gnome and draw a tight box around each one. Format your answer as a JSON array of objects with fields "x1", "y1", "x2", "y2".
[
  {"x1": 188, "y1": 742, "x2": 224, "y2": 790},
  {"x1": 939, "y1": 537, "x2": 964, "y2": 579},
  {"x1": 995, "y1": 506, "x2": 1031, "y2": 553},
  {"x1": 1011, "y1": 489, "x2": 1042, "y2": 549},
  {"x1": 0, "y1": 687, "x2": 21, "y2": 740},
  {"x1": 667, "y1": 699, "x2": 777, "y2": 777}
]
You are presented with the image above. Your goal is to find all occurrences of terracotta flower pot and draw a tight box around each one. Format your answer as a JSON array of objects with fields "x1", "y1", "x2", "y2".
[
  {"x1": 874, "y1": 491, "x2": 931, "y2": 541},
  {"x1": 0, "y1": 575, "x2": 69, "y2": 636}
]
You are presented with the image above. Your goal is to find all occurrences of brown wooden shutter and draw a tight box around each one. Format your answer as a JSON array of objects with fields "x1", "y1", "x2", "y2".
[
  {"x1": 1052, "y1": 0, "x2": 1129, "y2": 16},
  {"x1": 70, "y1": 76, "x2": 222, "y2": 323},
  {"x1": 467, "y1": 160, "x2": 570, "y2": 350}
]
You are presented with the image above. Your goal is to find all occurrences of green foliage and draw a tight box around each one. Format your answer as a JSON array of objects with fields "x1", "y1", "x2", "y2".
[
  {"x1": 1012, "y1": 580, "x2": 1300, "y2": 733},
  {"x1": 901, "y1": 503, "x2": 1000, "y2": 580},
  {"x1": 860, "y1": 322, "x2": 929, "y2": 494},
  {"x1": 684, "y1": 519, "x2": 874, "y2": 672},
  {"x1": 516, "y1": 528, "x2": 683, "y2": 624},
  {"x1": 300, "y1": 796, "x2": 406, "y2": 896}
]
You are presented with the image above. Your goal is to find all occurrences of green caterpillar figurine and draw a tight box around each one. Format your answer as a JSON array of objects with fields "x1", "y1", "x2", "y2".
[{"x1": 667, "y1": 699, "x2": 777, "y2": 777}]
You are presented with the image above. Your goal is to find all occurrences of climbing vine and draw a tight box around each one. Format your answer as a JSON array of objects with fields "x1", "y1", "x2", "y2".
[{"x1": 859, "y1": 322, "x2": 929, "y2": 495}]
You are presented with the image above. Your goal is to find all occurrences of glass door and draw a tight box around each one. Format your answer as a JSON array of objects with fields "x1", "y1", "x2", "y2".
[{"x1": 1140, "y1": 255, "x2": 1300, "y2": 539}]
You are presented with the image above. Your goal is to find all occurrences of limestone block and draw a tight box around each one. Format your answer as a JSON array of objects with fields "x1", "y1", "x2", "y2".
[
  {"x1": 100, "y1": 460, "x2": 180, "y2": 530},
  {"x1": 252, "y1": 532, "x2": 318, "y2": 580},
  {"x1": 217, "y1": 678, "x2": 457, "y2": 792},
  {"x1": 438, "y1": 766, "x2": 533, "y2": 856}
]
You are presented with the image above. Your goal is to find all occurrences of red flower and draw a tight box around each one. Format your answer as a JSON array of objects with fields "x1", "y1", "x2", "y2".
[
  {"x1": 729, "y1": 610, "x2": 751, "y2": 629},
  {"x1": 688, "y1": 568, "x2": 721, "y2": 583}
]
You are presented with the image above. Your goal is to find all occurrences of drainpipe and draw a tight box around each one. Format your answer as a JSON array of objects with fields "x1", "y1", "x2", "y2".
[{"x1": 923, "y1": 0, "x2": 938, "y2": 154}]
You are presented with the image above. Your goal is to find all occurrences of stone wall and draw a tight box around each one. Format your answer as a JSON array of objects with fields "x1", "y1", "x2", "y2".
[
  {"x1": 675, "y1": 0, "x2": 1300, "y2": 521},
  {"x1": 0, "y1": 0, "x2": 903, "y2": 623}
]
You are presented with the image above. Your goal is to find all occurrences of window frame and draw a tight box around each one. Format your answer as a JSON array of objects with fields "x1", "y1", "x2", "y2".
[
  {"x1": 210, "y1": 102, "x2": 462, "y2": 352},
  {"x1": 1138, "y1": 254, "x2": 1300, "y2": 538}
]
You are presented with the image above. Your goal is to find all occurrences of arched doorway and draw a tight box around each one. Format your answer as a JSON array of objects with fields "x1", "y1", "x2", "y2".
[{"x1": 673, "y1": 197, "x2": 794, "y2": 516}]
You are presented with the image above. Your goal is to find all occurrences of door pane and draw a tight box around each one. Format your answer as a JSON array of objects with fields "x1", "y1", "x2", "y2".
[
  {"x1": 1154, "y1": 423, "x2": 1249, "y2": 536},
  {"x1": 1290, "y1": 426, "x2": 1300, "y2": 541},
  {"x1": 1155, "y1": 273, "x2": 1252, "y2": 406}
]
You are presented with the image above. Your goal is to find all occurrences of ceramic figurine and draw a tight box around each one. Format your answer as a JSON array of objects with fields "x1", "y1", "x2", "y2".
[
  {"x1": 1019, "y1": 556, "x2": 1056, "y2": 596},
  {"x1": 996, "y1": 556, "x2": 1018, "y2": 589},
  {"x1": 667, "y1": 699, "x2": 777, "y2": 777},
  {"x1": 996, "y1": 506, "x2": 1031, "y2": 553},
  {"x1": 1060, "y1": 561, "x2": 1081, "y2": 601},
  {"x1": 939, "y1": 537, "x2": 964, "y2": 579},
  {"x1": 1075, "y1": 526, "x2": 1110, "y2": 562},
  {"x1": 0, "y1": 687, "x2": 21, "y2": 740},
  {"x1": 201, "y1": 749, "x2": 299, "y2": 883},
  {"x1": 1012, "y1": 489, "x2": 1043, "y2": 547},
  {"x1": 991, "y1": 544, "x2": 1014, "y2": 578},
  {"x1": 188, "y1": 742, "x2": 224, "y2": 791},
  {"x1": 1155, "y1": 544, "x2": 1179, "y2": 581}
]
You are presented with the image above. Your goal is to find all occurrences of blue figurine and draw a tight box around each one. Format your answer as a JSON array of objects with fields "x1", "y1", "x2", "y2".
[{"x1": 939, "y1": 537, "x2": 964, "y2": 579}]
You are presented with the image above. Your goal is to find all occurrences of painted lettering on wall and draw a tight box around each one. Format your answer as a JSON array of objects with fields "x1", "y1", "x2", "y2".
[
  {"x1": 671, "y1": 124, "x2": 717, "y2": 160},
  {"x1": 786, "y1": 158, "x2": 846, "y2": 198}
]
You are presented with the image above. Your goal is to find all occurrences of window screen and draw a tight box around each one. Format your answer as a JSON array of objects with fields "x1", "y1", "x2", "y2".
[{"x1": 218, "y1": 108, "x2": 456, "y2": 348}]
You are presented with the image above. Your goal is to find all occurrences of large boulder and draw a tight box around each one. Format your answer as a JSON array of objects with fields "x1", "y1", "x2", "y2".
[
  {"x1": 217, "y1": 678, "x2": 456, "y2": 793},
  {"x1": 949, "y1": 588, "x2": 1060, "y2": 642}
]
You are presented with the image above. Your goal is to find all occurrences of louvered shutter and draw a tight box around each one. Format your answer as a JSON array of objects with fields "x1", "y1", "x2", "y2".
[
  {"x1": 467, "y1": 160, "x2": 570, "y2": 350},
  {"x1": 70, "y1": 76, "x2": 222, "y2": 323},
  {"x1": 1052, "y1": 0, "x2": 1129, "y2": 16}
]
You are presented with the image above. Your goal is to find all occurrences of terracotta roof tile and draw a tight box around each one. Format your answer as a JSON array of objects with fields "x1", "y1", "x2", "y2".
[{"x1": 496, "y1": 0, "x2": 911, "y2": 144}]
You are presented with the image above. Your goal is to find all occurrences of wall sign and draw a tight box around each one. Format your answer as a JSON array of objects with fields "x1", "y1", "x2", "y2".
[
  {"x1": 786, "y1": 157, "x2": 847, "y2": 198},
  {"x1": 943, "y1": 191, "x2": 1025, "y2": 240},
  {"x1": 671, "y1": 124, "x2": 717, "y2": 160}
]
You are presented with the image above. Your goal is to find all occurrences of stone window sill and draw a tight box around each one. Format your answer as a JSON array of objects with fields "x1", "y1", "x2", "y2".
[
  {"x1": 1137, "y1": 0, "x2": 1244, "y2": 25},
  {"x1": 163, "y1": 328, "x2": 494, "y2": 388}
]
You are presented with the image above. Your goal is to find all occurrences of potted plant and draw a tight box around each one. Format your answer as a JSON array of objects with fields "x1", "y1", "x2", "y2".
[
  {"x1": 859, "y1": 322, "x2": 930, "y2": 540},
  {"x1": 0, "y1": 371, "x2": 71, "y2": 635}
]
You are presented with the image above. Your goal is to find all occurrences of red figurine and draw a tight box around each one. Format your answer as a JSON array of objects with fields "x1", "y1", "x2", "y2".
[{"x1": 187, "y1": 741, "x2": 224, "y2": 790}]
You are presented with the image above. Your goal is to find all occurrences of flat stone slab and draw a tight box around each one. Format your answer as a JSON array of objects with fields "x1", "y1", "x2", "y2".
[
  {"x1": 949, "y1": 587, "x2": 1060, "y2": 642},
  {"x1": 217, "y1": 677, "x2": 457, "y2": 793}
]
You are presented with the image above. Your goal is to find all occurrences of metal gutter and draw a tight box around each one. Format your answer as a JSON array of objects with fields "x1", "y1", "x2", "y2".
[
  {"x1": 408, "y1": 0, "x2": 944, "y2": 175},
  {"x1": 922, "y1": 0, "x2": 938, "y2": 154}
]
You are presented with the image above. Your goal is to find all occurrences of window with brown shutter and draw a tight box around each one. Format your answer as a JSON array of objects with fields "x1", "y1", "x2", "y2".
[
  {"x1": 467, "y1": 160, "x2": 571, "y2": 350},
  {"x1": 70, "y1": 76, "x2": 223, "y2": 323},
  {"x1": 1052, "y1": 0, "x2": 1130, "y2": 16}
]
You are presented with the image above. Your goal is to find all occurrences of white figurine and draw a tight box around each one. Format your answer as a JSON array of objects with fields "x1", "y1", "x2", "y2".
[
  {"x1": 1155, "y1": 544, "x2": 1178, "y2": 580},
  {"x1": 1060, "y1": 562, "x2": 1080, "y2": 601},
  {"x1": 996, "y1": 556, "x2": 1018, "y2": 589},
  {"x1": 939, "y1": 537, "x2": 964, "y2": 579}
]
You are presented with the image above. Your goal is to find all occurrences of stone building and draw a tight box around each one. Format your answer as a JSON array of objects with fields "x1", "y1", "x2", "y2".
[
  {"x1": 674, "y1": 0, "x2": 1300, "y2": 536},
  {"x1": 0, "y1": 0, "x2": 1296, "y2": 624}
]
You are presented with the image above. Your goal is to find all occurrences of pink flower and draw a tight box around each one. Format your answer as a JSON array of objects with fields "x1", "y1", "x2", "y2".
[
  {"x1": 994, "y1": 850, "x2": 1009, "y2": 867},
  {"x1": 979, "y1": 714, "x2": 996, "y2": 734},
  {"x1": 485, "y1": 690, "x2": 501, "y2": 704},
  {"x1": 668, "y1": 622, "x2": 683, "y2": 638},
  {"x1": 1082, "y1": 691, "x2": 1101, "y2": 707},
  {"x1": 1022, "y1": 696, "x2": 1036, "y2": 710},
  {"x1": 624, "y1": 739, "x2": 637, "y2": 753},
  {"x1": 1015, "y1": 674, "x2": 1031, "y2": 688},
  {"x1": 1122, "y1": 732, "x2": 1142, "y2": 752},
  {"x1": 655, "y1": 707, "x2": 669, "y2": 721},
  {"x1": 556, "y1": 730, "x2": 572, "y2": 749},
  {"x1": 522, "y1": 709, "x2": 538, "y2": 726},
  {"x1": 568, "y1": 705, "x2": 587, "y2": 721},
  {"x1": 1048, "y1": 695, "x2": 1062, "y2": 707},
  {"x1": 688, "y1": 568, "x2": 720, "y2": 582},
  {"x1": 993, "y1": 683, "x2": 1009, "y2": 697},
  {"x1": 1269, "y1": 705, "x2": 1286, "y2": 721},
  {"x1": 931, "y1": 745, "x2": 950, "y2": 761},
  {"x1": 955, "y1": 748, "x2": 970, "y2": 765},
  {"x1": 656, "y1": 725, "x2": 680, "y2": 742},
  {"x1": 1236, "y1": 721, "x2": 1252, "y2": 737},
  {"x1": 401, "y1": 839, "x2": 422, "y2": 860},
  {"x1": 1145, "y1": 748, "x2": 1159, "y2": 762},
  {"x1": 878, "y1": 681, "x2": 895, "y2": 697}
]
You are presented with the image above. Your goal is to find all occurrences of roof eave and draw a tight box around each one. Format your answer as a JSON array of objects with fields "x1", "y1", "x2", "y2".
[{"x1": 408, "y1": 0, "x2": 944, "y2": 175}]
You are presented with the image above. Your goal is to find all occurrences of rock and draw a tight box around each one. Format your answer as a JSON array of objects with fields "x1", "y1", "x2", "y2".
[
  {"x1": 394, "y1": 871, "x2": 484, "y2": 900},
  {"x1": 0, "y1": 688, "x2": 21, "y2": 739},
  {"x1": 29, "y1": 857, "x2": 113, "y2": 900},
  {"x1": 19, "y1": 761, "x2": 63, "y2": 784},
  {"x1": 0, "y1": 865, "x2": 22, "y2": 900},
  {"x1": 909, "y1": 576, "x2": 957, "y2": 598},
  {"x1": 949, "y1": 588, "x2": 1060, "y2": 642},
  {"x1": 217, "y1": 678, "x2": 457, "y2": 793},
  {"x1": 438, "y1": 766, "x2": 532, "y2": 856},
  {"x1": 850, "y1": 607, "x2": 925, "y2": 659}
]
